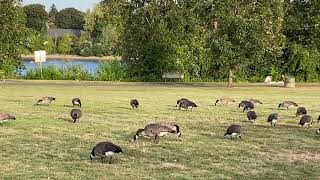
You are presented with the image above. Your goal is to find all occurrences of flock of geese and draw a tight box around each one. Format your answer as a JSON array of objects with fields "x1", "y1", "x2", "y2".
[{"x1": 1, "y1": 95, "x2": 320, "y2": 162}]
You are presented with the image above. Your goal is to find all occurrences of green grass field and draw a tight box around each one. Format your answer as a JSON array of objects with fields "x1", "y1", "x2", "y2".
[{"x1": 1, "y1": 81, "x2": 320, "y2": 179}]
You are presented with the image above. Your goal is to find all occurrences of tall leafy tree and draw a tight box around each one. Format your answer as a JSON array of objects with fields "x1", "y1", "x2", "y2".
[
  {"x1": 23, "y1": 4, "x2": 48, "y2": 32},
  {"x1": 55, "y1": 8, "x2": 85, "y2": 29},
  {"x1": 205, "y1": 0, "x2": 285, "y2": 86},
  {"x1": 283, "y1": 0, "x2": 320, "y2": 81},
  {"x1": 48, "y1": 3, "x2": 58, "y2": 25},
  {"x1": 0, "y1": 0, "x2": 26, "y2": 78}
]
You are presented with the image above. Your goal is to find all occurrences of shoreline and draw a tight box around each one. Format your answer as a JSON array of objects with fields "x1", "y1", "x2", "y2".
[{"x1": 21, "y1": 54, "x2": 120, "y2": 61}]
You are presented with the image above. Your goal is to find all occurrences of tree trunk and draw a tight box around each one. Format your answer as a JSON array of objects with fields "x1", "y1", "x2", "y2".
[{"x1": 228, "y1": 70, "x2": 234, "y2": 88}]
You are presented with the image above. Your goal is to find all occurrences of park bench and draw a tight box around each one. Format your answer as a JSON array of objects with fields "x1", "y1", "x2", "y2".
[{"x1": 162, "y1": 72, "x2": 184, "y2": 82}]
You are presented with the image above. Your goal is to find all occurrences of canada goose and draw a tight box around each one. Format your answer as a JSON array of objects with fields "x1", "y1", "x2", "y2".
[
  {"x1": 90, "y1": 141, "x2": 123, "y2": 161},
  {"x1": 157, "y1": 122, "x2": 181, "y2": 137},
  {"x1": 224, "y1": 124, "x2": 241, "y2": 139},
  {"x1": 249, "y1": 99, "x2": 263, "y2": 105},
  {"x1": 215, "y1": 97, "x2": 235, "y2": 106},
  {"x1": 316, "y1": 128, "x2": 320, "y2": 135},
  {"x1": 238, "y1": 100, "x2": 250, "y2": 108},
  {"x1": 36, "y1": 96, "x2": 56, "y2": 105},
  {"x1": 70, "y1": 109, "x2": 82, "y2": 123},
  {"x1": 278, "y1": 101, "x2": 298, "y2": 109},
  {"x1": 133, "y1": 123, "x2": 177, "y2": 143},
  {"x1": 130, "y1": 99, "x2": 139, "y2": 109},
  {"x1": 0, "y1": 113, "x2": 16, "y2": 125},
  {"x1": 296, "y1": 107, "x2": 307, "y2": 117},
  {"x1": 179, "y1": 100, "x2": 197, "y2": 111},
  {"x1": 176, "y1": 98, "x2": 189, "y2": 107},
  {"x1": 247, "y1": 111, "x2": 257, "y2": 124},
  {"x1": 267, "y1": 113, "x2": 279, "y2": 126},
  {"x1": 299, "y1": 115, "x2": 312, "y2": 128},
  {"x1": 243, "y1": 101, "x2": 255, "y2": 112},
  {"x1": 72, "y1": 98, "x2": 81, "y2": 107}
]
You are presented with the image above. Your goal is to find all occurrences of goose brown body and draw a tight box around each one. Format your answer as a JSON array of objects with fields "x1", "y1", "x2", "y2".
[
  {"x1": 278, "y1": 101, "x2": 298, "y2": 109},
  {"x1": 267, "y1": 113, "x2": 279, "y2": 126},
  {"x1": 70, "y1": 109, "x2": 82, "y2": 123},
  {"x1": 249, "y1": 99, "x2": 263, "y2": 105},
  {"x1": 0, "y1": 113, "x2": 16, "y2": 125},
  {"x1": 36, "y1": 96, "x2": 56, "y2": 105},
  {"x1": 224, "y1": 124, "x2": 242, "y2": 139},
  {"x1": 72, "y1": 98, "x2": 81, "y2": 107},
  {"x1": 296, "y1": 107, "x2": 307, "y2": 117},
  {"x1": 299, "y1": 115, "x2": 312, "y2": 127},
  {"x1": 90, "y1": 141, "x2": 123, "y2": 160},
  {"x1": 215, "y1": 97, "x2": 235, "y2": 106},
  {"x1": 247, "y1": 111, "x2": 257, "y2": 123},
  {"x1": 134, "y1": 123, "x2": 176, "y2": 143},
  {"x1": 179, "y1": 100, "x2": 197, "y2": 110},
  {"x1": 130, "y1": 99, "x2": 139, "y2": 109}
]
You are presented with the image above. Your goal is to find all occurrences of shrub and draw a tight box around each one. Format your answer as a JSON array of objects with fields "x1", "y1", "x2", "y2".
[
  {"x1": 95, "y1": 61, "x2": 127, "y2": 81},
  {"x1": 24, "y1": 64, "x2": 92, "y2": 80},
  {"x1": 57, "y1": 35, "x2": 73, "y2": 54}
]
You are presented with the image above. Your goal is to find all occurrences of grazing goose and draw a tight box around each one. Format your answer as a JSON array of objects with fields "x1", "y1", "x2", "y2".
[
  {"x1": 0, "y1": 113, "x2": 16, "y2": 125},
  {"x1": 176, "y1": 98, "x2": 189, "y2": 107},
  {"x1": 278, "y1": 101, "x2": 298, "y2": 109},
  {"x1": 130, "y1": 99, "x2": 139, "y2": 110},
  {"x1": 238, "y1": 100, "x2": 250, "y2": 108},
  {"x1": 299, "y1": 115, "x2": 312, "y2": 128},
  {"x1": 215, "y1": 97, "x2": 235, "y2": 106},
  {"x1": 242, "y1": 101, "x2": 255, "y2": 112},
  {"x1": 70, "y1": 109, "x2": 82, "y2": 123},
  {"x1": 72, "y1": 98, "x2": 81, "y2": 107},
  {"x1": 90, "y1": 141, "x2": 123, "y2": 161},
  {"x1": 249, "y1": 99, "x2": 263, "y2": 105},
  {"x1": 133, "y1": 123, "x2": 177, "y2": 143},
  {"x1": 224, "y1": 124, "x2": 242, "y2": 139},
  {"x1": 247, "y1": 111, "x2": 257, "y2": 124},
  {"x1": 157, "y1": 122, "x2": 181, "y2": 137},
  {"x1": 36, "y1": 96, "x2": 56, "y2": 105},
  {"x1": 296, "y1": 107, "x2": 307, "y2": 117},
  {"x1": 267, "y1": 113, "x2": 279, "y2": 126},
  {"x1": 179, "y1": 100, "x2": 197, "y2": 111}
]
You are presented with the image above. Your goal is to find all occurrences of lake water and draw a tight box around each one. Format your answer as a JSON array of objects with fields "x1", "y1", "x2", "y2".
[{"x1": 21, "y1": 59, "x2": 101, "y2": 75}]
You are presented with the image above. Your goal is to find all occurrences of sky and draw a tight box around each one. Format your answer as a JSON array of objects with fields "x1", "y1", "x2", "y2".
[{"x1": 23, "y1": 0, "x2": 101, "y2": 12}]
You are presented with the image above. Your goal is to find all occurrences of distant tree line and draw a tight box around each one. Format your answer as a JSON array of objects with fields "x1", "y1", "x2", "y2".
[{"x1": 0, "y1": 0, "x2": 319, "y2": 82}]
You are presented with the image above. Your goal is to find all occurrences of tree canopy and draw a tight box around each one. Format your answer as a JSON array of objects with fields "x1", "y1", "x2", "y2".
[
  {"x1": 23, "y1": 4, "x2": 48, "y2": 32},
  {"x1": 0, "y1": 0, "x2": 26, "y2": 78},
  {"x1": 55, "y1": 8, "x2": 85, "y2": 29}
]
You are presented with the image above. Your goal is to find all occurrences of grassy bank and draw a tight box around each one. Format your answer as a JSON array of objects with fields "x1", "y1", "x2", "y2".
[{"x1": 0, "y1": 81, "x2": 319, "y2": 179}]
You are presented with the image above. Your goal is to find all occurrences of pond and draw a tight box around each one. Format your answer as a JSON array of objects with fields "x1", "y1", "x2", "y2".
[{"x1": 20, "y1": 59, "x2": 101, "y2": 76}]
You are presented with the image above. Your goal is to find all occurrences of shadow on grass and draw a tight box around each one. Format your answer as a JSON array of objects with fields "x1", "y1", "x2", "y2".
[{"x1": 58, "y1": 117, "x2": 73, "y2": 123}]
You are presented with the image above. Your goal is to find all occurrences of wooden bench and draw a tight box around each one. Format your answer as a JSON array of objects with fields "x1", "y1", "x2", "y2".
[{"x1": 162, "y1": 73, "x2": 184, "y2": 82}]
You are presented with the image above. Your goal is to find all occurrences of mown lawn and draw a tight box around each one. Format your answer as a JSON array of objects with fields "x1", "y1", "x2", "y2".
[{"x1": 0, "y1": 81, "x2": 319, "y2": 179}]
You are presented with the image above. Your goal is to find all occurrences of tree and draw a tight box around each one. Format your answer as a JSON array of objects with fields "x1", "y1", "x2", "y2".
[
  {"x1": 57, "y1": 35, "x2": 73, "y2": 54},
  {"x1": 23, "y1": 4, "x2": 48, "y2": 32},
  {"x1": 0, "y1": 0, "x2": 26, "y2": 78},
  {"x1": 48, "y1": 3, "x2": 58, "y2": 26},
  {"x1": 205, "y1": 0, "x2": 285, "y2": 86},
  {"x1": 282, "y1": 0, "x2": 320, "y2": 81},
  {"x1": 55, "y1": 8, "x2": 85, "y2": 29}
]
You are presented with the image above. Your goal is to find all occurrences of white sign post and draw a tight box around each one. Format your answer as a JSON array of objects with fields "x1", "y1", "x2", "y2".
[{"x1": 34, "y1": 51, "x2": 46, "y2": 78}]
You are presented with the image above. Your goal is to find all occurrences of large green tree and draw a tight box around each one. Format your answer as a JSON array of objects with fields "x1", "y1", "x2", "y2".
[
  {"x1": 0, "y1": 0, "x2": 26, "y2": 78},
  {"x1": 282, "y1": 0, "x2": 320, "y2": 81},
  {"x1": 23, "y1": 4, "x2": 48, "y2": 32},
  {"x1": 48, "y1": 3, "x2": 58, "y2": 28},
  {"x1": 55, "y1": 8, "x2": 85, "y2": 29},
  {"x1": 204, "y1": 0, "x2": 285, "y2": 86}
]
